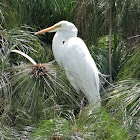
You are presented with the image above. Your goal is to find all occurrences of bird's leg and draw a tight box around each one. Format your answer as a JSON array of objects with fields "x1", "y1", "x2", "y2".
[
  {"x1": 74, "y1": 90, "x2": 87, "y2": 117},
  {"x1": 79, "y1": 90, "x2": 87, "y2": 115}
]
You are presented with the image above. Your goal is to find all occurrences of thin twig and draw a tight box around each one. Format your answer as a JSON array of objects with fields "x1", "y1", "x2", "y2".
[{"x1": 11, "y1": 50, "x2": 37, "y2": 65}]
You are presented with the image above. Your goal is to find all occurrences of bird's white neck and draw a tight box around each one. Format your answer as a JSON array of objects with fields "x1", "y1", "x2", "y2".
[{"x1": 52, "y1": 30, "x2": 77, "y2": 67}]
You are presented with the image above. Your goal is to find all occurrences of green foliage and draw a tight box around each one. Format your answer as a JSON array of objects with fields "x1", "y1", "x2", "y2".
[
  {"x1": 1, "y1": 0, "x2": 77, "y2": 43},
  {"x1": 0, "y1": 122, "x2": 33, "y2": 139},
  {"x1": 105, "y1": 79, "x2": 140, "y2": 139},
  {"x1": 33, "y1": 118, "x2": 71, "y2": 139},
  {"x1": 1, "y1": 62, "x2": 79, "y2": 125},
  {"x1": 33, "y1": 109, "x2": 129, "y2": 140},
  {"x1": 89, "y1": 35, "x2": 126, "y2": 81},
  {"x1": 119, "y1": 0, "x2": 139, "y2": 44},
  {"x1": 7, "y1": 0, "x2": 77, "y2": 27},
  {"x1": 0, "y1": 2, "x2": 18, "y2": 29},
  {"x1": 75, "y1": 0, "x2": 139, "y2": 47},
  {"x1": 118, "y1": 47, "x2": 140, "y2": 80},
  {"x1": 106, "y1": 79, "x2": 139, "y2": 116}
]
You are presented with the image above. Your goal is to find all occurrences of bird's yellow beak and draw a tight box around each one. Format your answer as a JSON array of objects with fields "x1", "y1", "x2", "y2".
[{"x1": 35, "y1": 24, "x2": 61, "y2": 35}]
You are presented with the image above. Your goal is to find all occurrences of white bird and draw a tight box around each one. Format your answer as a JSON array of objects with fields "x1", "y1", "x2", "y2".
[{"x1": 35, "y1": 21, "x2": 100, "y2": 107}]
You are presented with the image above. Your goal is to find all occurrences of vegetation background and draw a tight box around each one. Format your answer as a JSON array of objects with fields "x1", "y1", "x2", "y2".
[{"x1": 0, "y1": 0, "x2": 139, "y2": 139}]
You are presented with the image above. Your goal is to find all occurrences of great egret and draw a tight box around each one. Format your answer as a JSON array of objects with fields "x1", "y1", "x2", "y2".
[{"x1": 35, "y1": 21, "x2": 100, "y2": 107}]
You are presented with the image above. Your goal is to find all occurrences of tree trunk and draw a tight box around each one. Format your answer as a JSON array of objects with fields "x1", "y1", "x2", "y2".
[{"x1": 109, "y1": 0, "x2": 113, "y2": 83}]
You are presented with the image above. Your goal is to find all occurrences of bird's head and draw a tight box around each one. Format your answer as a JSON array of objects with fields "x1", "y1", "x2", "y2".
[{"x1": 35, "y1": 21, "x2": 78, "y2": 35}]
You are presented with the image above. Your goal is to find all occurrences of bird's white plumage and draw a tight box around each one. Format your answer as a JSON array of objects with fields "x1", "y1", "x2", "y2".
[{"x1": 36, "y1": 21, "x2": 101, "y2": 107}]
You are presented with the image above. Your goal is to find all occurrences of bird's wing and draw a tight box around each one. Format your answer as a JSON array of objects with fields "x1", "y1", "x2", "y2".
[{"x1": 62, "y1": 37, "x2": 100, "y2": 99}]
